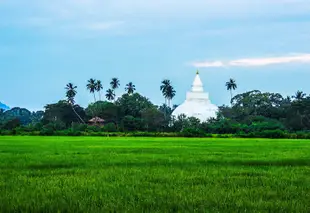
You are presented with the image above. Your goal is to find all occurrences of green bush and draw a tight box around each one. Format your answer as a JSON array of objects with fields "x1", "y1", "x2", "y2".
[
  {"x1": 2, "y1": 119, "x2": 21, "y2": 130},
  {"x1": 86, "y1": 125, "x2": 101, "y2": 132},
  {"x1": 40, "y1": 127, "x2": 54, "y2": 136},
  {"x1": 236, "y1": 130, "x2": 287, "y2": 139},
  {"x1": 181, "y1": 128, "x2": 206, "y2": 138},
  {"x1": 71, "y1": 123, "x2": 88, "y2": 132},
  {"x1": 3, "y1": 125, "x2": 310, "y2": 139},
  {"x1": 215, "y1": 134, "x2": 234, "y2": 138},
  {"x1": 0, "y1": 130, "x2": 13, "y2": 135},
  {"x1": 102, "y1": 123, "x2": 118, "y2": 132},
  {"x1": 259, "y1": 130, "x2": 287, "y2": 139}
]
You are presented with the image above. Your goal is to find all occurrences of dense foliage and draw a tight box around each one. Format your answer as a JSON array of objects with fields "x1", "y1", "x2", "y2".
[{"x1": 1, "y1": 77, "x2": 310, "y2": 139}]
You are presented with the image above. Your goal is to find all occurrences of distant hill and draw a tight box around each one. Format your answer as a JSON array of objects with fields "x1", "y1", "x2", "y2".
[{"x1": 0, "y1": 102, "x2": 10, "y2": 111}]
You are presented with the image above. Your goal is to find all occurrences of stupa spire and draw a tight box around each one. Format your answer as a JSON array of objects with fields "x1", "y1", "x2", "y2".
[{"x1": 192, "y1": 70, "x2": 203, "y2": 92}]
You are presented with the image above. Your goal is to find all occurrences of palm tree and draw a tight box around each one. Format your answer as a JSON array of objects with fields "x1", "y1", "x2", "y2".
[
  {"x1": 226, "y1": 78, "x2": 237, "y2": 104},
  {"x1": 125, "y1": 82, "x2": 136, "y2": 95},
  {"x1": 106, "y1": 89, "x2": 115, "y2": 101},
  {"x1": 159, "y1": 104, "x2": 172, "y2": 120},
  {"x1": 95, "y1": 80, "x2": 103, "y2": 101},
  {"x1": 65, "y1": 83, "x2": 85, "y2": 123},
  {"x1": 172, "y1": 104, "x2": 179, "y2": 111},
  {"x1": 87, "y1": 78, "x2": 97, "y2": 102},
  {"x1": 166, "y1": 85, "x2": 176, "y2": 108},
  {"x1": 292, "y1": 90, "x2": 306, "y2": 101},
  {"x1": 160, "y1": 79, "x2": 171, "y2": 105},
  {"x1": 110, "y1": 78, "x2": 120, "y2": 90},
  {"x1": 284, "y1": 96, "x2": 291, "y2": 104}
]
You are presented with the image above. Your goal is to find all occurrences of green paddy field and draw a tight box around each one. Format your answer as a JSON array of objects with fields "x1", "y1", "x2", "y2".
[{"x1": 0, "y1": 136, "x2": 309, "y2": 212}]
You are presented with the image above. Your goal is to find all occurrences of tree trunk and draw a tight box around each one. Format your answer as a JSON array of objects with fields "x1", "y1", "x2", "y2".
[
  {"x1": 72, "y1": 106, "x2": 85, "y2": 124},
  {"x1": 99, "y1": 91, "x2": 101, "y2": 101},
  {"x1": 93, "y1": 93, "x2": 97, "y2": 103},
  {"x1": 230, "y1": 90, "x2": 233, "y2": 105}
]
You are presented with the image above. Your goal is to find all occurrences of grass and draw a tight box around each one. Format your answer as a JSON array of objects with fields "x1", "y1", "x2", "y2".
[{"x1": 0, "y1": 136, "x2": 310, "y2": 213}]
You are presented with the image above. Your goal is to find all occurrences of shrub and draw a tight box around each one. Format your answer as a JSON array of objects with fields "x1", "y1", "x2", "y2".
[
  {"x1": 102, "y1": 123, "x2": 118, "y2": 132},
  {"x1": 259, "y1": 130, "x2": 287, "y2": 139},
  {"x1": 237, "y1": 130, "x2": 287, "y2": 139},
  {"x1": 71, "y1": 123, "x2": 88, "y2": 132},
  {"x1": 40, "y1": 127, "x2": 54, "y2": 136},
  {"x1": 0, "y1": 130, "x2": 13, "y2": 135},
  {"x1": 181, "y1": 128, "x2": 206, "y2": 138},
  {"x1": 3, "y1": 119, "x2": 21, "y2": 130},
  {"x1": 86, "y1": 125, "x2": 101, "y2": 132}
]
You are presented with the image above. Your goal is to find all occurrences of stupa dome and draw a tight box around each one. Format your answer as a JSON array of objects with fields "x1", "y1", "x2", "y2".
[{"x1": 172, "y1": 71, "x2": 218, "y2": 122}]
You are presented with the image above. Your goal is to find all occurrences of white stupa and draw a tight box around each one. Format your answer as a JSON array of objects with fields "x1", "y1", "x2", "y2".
[{"x1": 172, "y1": 71, "x2": 218, "y2": 122}]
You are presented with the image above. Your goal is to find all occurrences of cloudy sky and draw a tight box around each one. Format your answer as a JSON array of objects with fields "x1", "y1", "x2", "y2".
[{"x1": 1, "y1": 0, "x2": 310, "y2": 110}]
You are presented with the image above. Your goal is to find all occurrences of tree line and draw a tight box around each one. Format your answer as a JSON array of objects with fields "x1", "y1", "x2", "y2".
[{"x1": 1, "y1": 76, "x2": 310, "y2": 139}]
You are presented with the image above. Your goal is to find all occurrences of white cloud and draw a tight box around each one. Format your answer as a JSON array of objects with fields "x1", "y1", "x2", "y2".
[
  {"x1": 192, "y1": 54, "x2": 310, "y2": 68},
  {"x1": 192, "y1": 61, "x2": 225, "y2": 68},
  {"x1": 229, "y1": 54, "x2": 310, "y2": 66}
]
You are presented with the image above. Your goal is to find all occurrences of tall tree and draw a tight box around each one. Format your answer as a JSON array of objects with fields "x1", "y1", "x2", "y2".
[
  {"x1": 65, "y1": 83, "x2": 85, "y2": 123},
  {"x1": 166, "y1": 85, "x2": 176, "y2": 108},
  {"x1": 160, "y1": 79, "x2": 171, "y2": 105},
  {"x1": 159, "y1": 104, "x2": 173, "y2": 122},
  {"x1": 86, "y1": 101, "x2": 120, "y2": 124},
  {"x1": 110, "y1": 78, "x2": 120, "y2": 90},
  {"x1": 106, "y1": 89, "x2": 115, "y2": 102},
  {"x1": 125, "y1": 82, "x2": 136, "y2": 95},
  {"x1": 87, "y1": 78, "x2": 97, "y2": 102},
  {"x1": 141, "y1": 107, "x2": 165, "y2": 131},
  {"x1": 226, "y1": 78, "x2": 237, "y2": 104},
  {"x1": 43, "y1": 101, "x2": 86, "y2": 126},
  {"x1": 292, "y1": 90, "x2": 306, "y2": 101},
  {"x1": 95, "y1": 80, "x2": 103, "y2": 101},
  {"x1": 115, "y1": 93, "x2": 154, "y2": 118}
]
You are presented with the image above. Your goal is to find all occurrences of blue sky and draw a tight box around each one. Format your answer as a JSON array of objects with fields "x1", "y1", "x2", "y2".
[{"x1": 1, "y1": 0, "x2": 310, "y2": 111}]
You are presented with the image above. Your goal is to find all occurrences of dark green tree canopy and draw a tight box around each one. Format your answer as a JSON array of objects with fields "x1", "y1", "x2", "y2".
[
  {"x1": 43, "y1": 101, "x2": 86, "y2": 127},
  {"x1": 115, "y1": 93, "x2": 154, "y2": 118},
  {"x1": 86, "y1": 101, "x2": 120, "y2": 124}
]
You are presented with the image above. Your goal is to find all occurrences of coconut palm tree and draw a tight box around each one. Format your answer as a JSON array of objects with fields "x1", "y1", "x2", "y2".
[
  {"x1": 226, "y1": 78, "x2": 237, "y2": 104},
  {"x1": 65, "y1": 83, "x2": 85, "y2": 123},
  {"x1": 159, "y1": 103, "x2": 172, "y2": 120},
  {"x1": 95, "y1": 80, "x2": 103, "y2": 101},
  {"x1": 110, "y1": 78, "x2": 120, "y2": 90},
  {"x1": 125, "y1": 82, "x2": 136, "y2": 95},
  {"x1": 166, "y1": 85, "x2": 176, "y2": 108},
  {"x1": 172, "y1": 104, "x2": 179, "y2": 111},
  {"x1": 160, "y1": 79, "x2": 171, "y2": 105},
  {"x1": 292, "y1": 90, "x2": 306, "y2": 101},
  {"x1": 87, "y1": 78, "x2": 97, "y2": 102},
  {"x1": 106, "y1": 89, "x2": 115, "y2": 101}
]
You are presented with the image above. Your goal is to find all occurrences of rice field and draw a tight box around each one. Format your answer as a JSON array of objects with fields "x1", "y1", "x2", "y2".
[{"x1": 0, "y1": 136, "x2": 309, "y2": 212}]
